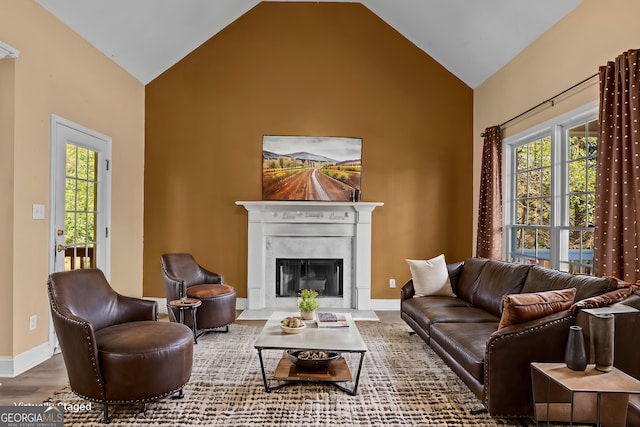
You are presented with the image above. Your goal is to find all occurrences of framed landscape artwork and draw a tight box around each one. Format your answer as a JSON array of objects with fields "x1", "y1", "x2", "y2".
[{"x1": 262, "y1": 136, "x2": 362, "y2": 201}]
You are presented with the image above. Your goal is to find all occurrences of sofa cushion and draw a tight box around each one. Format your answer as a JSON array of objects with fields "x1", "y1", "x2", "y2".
[
  {"x1": 498, "y1": 288, "x2": 576, "y2": 330},
  {"x1": 406, "y1": 255, "x2": 456, "y2": 297},
  {"x1": 520, "y1": 266, "x2": 574, "y2": 294},
  {"x1": 430, "y1": 322, "x2": 498, "y2": 383},
  {"x1": 421, "y1": 305, "x2": 501, "y2": 324},
  {"x1": 570, "y1": 274, "x2": 618, "y2": 301},
  {"x1": 402, "y1": 296, "x2": 473, "y2": 334},
  {"x1": 455, "y1": 258, "x2": 489, "y2": 304},
  {"x1": 521, "y1": 266, "x2": 617, "y2": 302},
  {"x1": 447, "y1": 262, "x2": 465, "y2": 294},
  {"x1": 472, "y1": 260, "x2": 531, "y2": 317}
]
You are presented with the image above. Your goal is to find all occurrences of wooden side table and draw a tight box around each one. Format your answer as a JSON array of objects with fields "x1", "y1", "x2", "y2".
[
  {"x1": 168, "y1": 298, "x2": 202, "y2": 343},
  {"x1": 531, "y1": 362, "x2": 640, "y2": 427}
]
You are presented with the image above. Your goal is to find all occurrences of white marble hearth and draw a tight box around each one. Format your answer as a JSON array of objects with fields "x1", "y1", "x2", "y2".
[{"x1": 236, "y1": 201, "x2": 383, "y2": 319}]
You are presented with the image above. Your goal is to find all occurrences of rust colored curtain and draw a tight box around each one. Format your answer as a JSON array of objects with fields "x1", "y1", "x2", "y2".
[
  {"x1": 594, "y1": 49, "x2": 640, "y2": 281},
  {"x1": 476, "y1": 126, "x2": 502, "y2": 259}
]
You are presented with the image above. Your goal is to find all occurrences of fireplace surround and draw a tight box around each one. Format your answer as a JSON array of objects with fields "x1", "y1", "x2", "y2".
[{"x1": 236, "y1": 201, "x2": 383, "y2": 312}]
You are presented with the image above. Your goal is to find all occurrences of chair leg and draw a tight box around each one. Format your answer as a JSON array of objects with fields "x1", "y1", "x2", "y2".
[{"x1": 102, "y1": 403, "x2": 110, "y2": 424}]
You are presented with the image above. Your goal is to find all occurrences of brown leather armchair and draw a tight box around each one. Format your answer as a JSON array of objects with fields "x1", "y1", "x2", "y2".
[
  {"x1": 160, "y1": 253, "x2": 236, "y2": 335},
  {"x1": 47, "y1": 269, "x2": 194, "y2": 423}
]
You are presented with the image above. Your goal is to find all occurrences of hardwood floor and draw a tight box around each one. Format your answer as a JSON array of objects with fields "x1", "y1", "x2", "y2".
[
  {"x1": 0, "y1": 311, "x2": 400, "y2": 406},
  {"x1": 0, "y1": 352, "x2": 67, "y2": 405}
]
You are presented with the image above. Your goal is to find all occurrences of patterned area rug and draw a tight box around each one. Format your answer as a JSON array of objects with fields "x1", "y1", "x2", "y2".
[{"x1": 47, "y1": 320, "x2": 537, "y2": 426}]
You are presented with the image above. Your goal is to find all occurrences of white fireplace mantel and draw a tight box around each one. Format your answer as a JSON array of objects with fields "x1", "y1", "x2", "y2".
[{"x1": 236, "y1": 201, "x2": 383, "y2": 311}]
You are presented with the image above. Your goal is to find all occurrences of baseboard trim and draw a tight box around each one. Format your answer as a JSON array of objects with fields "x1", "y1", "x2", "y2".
[
  {"x1": 144, "y1": 296, "x2": 396, "y2": 314},
  {"x1": 0, "y1": 341, "x2": 52, "y2": 378}
]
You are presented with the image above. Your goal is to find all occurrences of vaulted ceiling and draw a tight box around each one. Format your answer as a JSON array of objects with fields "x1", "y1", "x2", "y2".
[{"x1": 35, "y1": 0, "x2": 582, "y2": 88}]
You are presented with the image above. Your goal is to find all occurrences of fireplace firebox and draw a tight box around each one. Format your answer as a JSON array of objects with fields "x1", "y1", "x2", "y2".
[{"x1": 276, "y1": 258, "x2": 343, "y2": 298}]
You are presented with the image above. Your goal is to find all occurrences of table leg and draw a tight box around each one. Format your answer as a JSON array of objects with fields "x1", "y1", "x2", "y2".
[
  {"x1": 256, "y1": 348, "x2": 271, "y2": 393},
  {"x1": 332, "y1": 352, "x2": 366, "y2": 396},
  {"x1": 191, "y1": 307, "x2": 198, "y2": 344}
]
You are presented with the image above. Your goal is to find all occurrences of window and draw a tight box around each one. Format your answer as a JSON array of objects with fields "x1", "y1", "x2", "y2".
[{"x1": 504, "y1": 103, "x2": 597, "y2": 274}]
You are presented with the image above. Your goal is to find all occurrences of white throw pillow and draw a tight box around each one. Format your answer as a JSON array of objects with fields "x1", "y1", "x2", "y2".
[{"x1": 406, "y1": 255, "x2": 456, "y2": 297}]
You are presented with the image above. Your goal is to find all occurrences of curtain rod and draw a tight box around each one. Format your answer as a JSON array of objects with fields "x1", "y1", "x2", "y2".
[{"x1": 481, "y1": 72, "x2": 599, "y2": 137}]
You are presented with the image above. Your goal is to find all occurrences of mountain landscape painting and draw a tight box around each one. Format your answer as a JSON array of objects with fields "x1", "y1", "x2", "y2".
[{"x1": 262, "y1": 136, "x2": 362, "y2": 201}]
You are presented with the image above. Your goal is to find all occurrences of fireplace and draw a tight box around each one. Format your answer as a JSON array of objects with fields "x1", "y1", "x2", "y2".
[
  {"x1": 236, "y1": 201, "x2": 383, "y2": 311},
  {"x1": 276, "y1": 258, "x2": 344, "y2": 298}
]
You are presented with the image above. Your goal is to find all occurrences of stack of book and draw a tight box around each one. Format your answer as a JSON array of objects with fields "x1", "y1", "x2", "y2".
[{"x1": 316, "y1": 312, "x2": 349, "y2": 328}]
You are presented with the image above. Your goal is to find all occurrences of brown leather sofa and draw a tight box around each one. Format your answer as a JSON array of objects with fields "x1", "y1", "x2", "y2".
[
  {"x1": 401, "y1": 258, "x2": 625, "y2": 418},
  {"x1": 48, "y1": 269, "x2": 194, "y2": 423}
]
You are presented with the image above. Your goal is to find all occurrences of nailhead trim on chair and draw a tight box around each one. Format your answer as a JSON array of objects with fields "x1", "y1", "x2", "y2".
[{"x1": 48, "y1": 287, "x2": 106, "y2": 401}]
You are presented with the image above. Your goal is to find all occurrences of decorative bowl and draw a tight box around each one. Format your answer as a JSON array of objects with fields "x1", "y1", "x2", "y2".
[
  {"x1": 286, "y1": 350, "x2": 340, "y2": 370},
  {"x1": 280, "y1": 322, "x2": 306, "y2": 334}
]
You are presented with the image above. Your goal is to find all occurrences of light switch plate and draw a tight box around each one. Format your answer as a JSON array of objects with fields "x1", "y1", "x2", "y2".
[{"x1": 32, "y1": 204, "x2": 45, "y2": 220}]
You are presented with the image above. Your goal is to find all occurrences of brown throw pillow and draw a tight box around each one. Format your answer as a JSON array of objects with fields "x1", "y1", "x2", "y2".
[
  {"x1": 570, "y1": 286, "x2": 634, "y2": 313},
  {"x1": 498, "y1": 288, "x2": 576, "y2": 330}
]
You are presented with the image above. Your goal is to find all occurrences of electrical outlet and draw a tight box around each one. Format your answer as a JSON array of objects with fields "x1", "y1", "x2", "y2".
[
  {"x1": 29, "y1": 315, "x2": 37, "y2": 331},
  {"x1": 389, "y1": 278, "x2": 396, "y2": 288}
]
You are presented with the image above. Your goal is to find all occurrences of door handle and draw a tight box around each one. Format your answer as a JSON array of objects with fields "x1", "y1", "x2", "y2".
[{"x1": 57, "y1": 244, "x2": 68, "y2": 253}]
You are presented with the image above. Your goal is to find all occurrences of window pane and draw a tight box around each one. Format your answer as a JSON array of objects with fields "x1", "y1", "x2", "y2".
[
  {"x1": 517, "y1": 172, "x2": 527, "y2": 199},
  {"x1": 587, "y1": 160, "x2": 596, "y2": 192},
  {"x1": 65, "y1": 178, "x2": 76, "y2": 211},
  {"x1": 517, "y1": 200, "x2": 526, "y2": 224},
  {"x1": 587, "y1": 193, "x2": 595, "y2": 226},
  {"x1": 524, "y1": 228, "x2": 536, "y2": 251},
  {"x1": 88, "y1": 213, "x2": 96, "y2": 242},
  {"x1": 541, "y1": 169, "x2": 551, "y2": 197},
  {"x1": 528, "y1": 170, "x2": 541, "y2": 198},
  {"x1": 542, "y1": 198, "x2": 551, "y2": 225},
  {"x1": 516, "y1": 146, "x2": 528, "y2": 171},
  {"x1": 540, "y1": 138, "x2": 551, "y2": 167},
  {"x1": 66, "y1": 145, "x2": 77, "y2": 177},
  {"x1": 77, "y1": 147, "x2": 89, "y2": 179},
  {"x1": 87, "y1": 152, "x2": 97, "y2": 181},
  {"x1": 75, "y1": 213, "x2": 87, "y2": 243},
  {"x1": 76, "y1": 180, "x2": 88, "y2": 211},
  {"x1": 530, "y1": 141, "x2": 541, "y2": 168},
  {"x1": 569, "y1": 194, "x2": 586, "y2": 227},
  {"x1": 64, "y1": 212, "x2": 75, "y2": 245},
  {"x1": 568, "y1": 160, "x2": 586, "y2": 193},
  {"x1": 538, "y1": 229, "x2": 551, "y2": 263},
  {"x1": 527, "y1": 199, "x2": 541, "y2": 225}
]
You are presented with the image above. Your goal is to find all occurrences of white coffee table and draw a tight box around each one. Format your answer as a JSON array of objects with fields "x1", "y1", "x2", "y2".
[{"x1": 254, "y1": 312, "x2": 367, "y2": 395}]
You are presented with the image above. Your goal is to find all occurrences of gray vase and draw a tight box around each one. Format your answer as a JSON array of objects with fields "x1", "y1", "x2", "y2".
[
  {"x1": 564, "y1": 325, "x2": 587, "y2": 371},
  {"x1": 590, "y1": 313, "x2": 615, "y2": 372}
]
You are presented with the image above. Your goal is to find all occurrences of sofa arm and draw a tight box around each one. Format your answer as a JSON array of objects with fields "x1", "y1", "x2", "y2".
[
  {"x1": 400, "y1": 279, "x2": 415, "y2": 300},
  {"x1": 484, "y1": 310, "x2": 574, "y2": 417}
]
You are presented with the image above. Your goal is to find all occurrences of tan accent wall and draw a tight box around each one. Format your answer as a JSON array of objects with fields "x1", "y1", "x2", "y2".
[
  {"x1": 473, "y1": 0, "x2": 640, "y2": 251},
  {"x1": 144, "y1": 2, "x2": 474, "y2": 300},
  {"x1": 0, "y1": 2, "x2": 144, "y2": 358}
]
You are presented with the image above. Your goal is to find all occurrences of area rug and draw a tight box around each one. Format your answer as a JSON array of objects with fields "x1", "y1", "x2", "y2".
[{"x1": 47, "y1": 321, "x2": 537, "y2": 426}]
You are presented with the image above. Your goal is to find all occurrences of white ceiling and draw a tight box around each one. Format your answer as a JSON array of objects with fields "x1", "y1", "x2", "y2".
[{"x1": 34, "y1": 0, "x2": 582, "y2": 88}]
